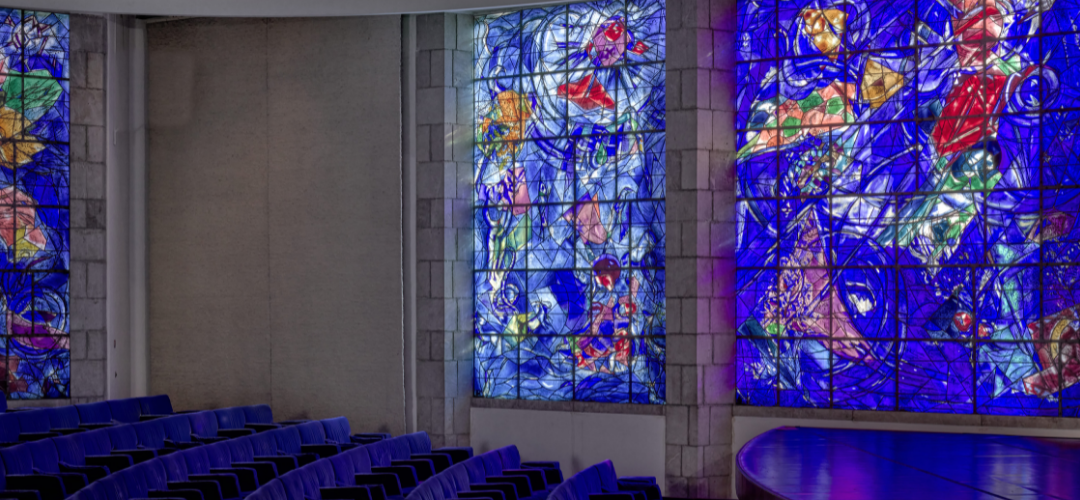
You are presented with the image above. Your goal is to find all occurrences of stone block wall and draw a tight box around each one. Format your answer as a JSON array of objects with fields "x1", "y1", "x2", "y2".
[{"x1": 413, "y1": 13, "x2": 475, "y2": 449}]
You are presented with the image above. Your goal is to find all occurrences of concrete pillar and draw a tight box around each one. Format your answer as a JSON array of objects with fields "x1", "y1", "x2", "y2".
[{"x1": 413, "y1": 13, "x2": 475, "y2": 449}]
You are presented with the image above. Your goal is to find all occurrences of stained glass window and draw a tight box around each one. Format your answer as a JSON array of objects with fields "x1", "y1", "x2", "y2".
[
  {"x1": 473, "y1": 0, "x2": 666, "y2": 403},
  {"x1": 0, "y1": 10, "x2": 70, "y2": 400},
  {"x1": 735, "y1": 0, "x2": 1080, "y2": 414}
]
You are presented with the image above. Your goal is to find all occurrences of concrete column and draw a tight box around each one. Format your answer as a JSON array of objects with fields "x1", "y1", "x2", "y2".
[
  {"x1": 663, "y1": 0, "x2": 737, "y2": 497},
  {"x1": 413, "y1": 13, "x2": 474, "y2": 449},
  {"x1": 69, "y1": 13, "x2": 110, "y2": 404}
]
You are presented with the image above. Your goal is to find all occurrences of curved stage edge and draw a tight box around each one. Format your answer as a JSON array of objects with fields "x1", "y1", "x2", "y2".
[{"x1": 736, "y1": 426, "x2": 1080, "y2": 500}]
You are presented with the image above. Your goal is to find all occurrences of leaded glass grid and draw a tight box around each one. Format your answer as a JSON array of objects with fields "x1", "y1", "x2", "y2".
[
  {"x1": 473, "y1": 0, "x2": 667, "y2": 404},
  {"x1": 735, "y1": 0, "x2": 1080, "y2": 414},
  {"x1": 0, "y1": 9, "x2": 71, "y2": 400}
]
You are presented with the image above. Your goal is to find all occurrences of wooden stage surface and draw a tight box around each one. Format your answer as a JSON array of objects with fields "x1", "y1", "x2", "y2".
[{"x1": 736, "y1": 427, "x2": 1080, "y2": 499}]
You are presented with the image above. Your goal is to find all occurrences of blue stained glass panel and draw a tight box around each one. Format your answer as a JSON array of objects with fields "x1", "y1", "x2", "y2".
[
  {"x1": 474, "y1": 0, "x2": 666, "y2": 404},
  {"x1": 736, "y1": 0, "x2": 1080, "y2": 414},
  {"x1": 0, "y1": 9, "x2": 70, "y2": 400}
]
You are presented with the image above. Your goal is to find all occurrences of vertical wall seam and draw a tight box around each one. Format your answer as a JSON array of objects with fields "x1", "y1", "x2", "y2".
[{"x1": 264, "y1": 19, "x2": 273, "y2": 411}]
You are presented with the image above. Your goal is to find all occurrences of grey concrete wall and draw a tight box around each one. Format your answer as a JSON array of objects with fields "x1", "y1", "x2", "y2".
[{"x1": 147, "y1": 16, "x2": 405, "y2": 433}]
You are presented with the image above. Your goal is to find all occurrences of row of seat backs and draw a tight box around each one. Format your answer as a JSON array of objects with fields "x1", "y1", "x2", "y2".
[
  {"x1": 0, "y1": 401, "x2": 283, "y2": 445},
  {"x1": 61, "y1": 433, "x2": 293, "y2": 500},
  {"x1": 0, "y1": 415, "x2": 347, "y2": 489},
  {"x1": 0, "y1": 395, "x2": 175, "y2": 442},
  {"x1": 405, "y1": 445, "x2": 523, "y2": 500},
  {"x1": 546, "y1": 461, "x2": 619, "y2": 500},
  {"x1": 246, "y1": 434, "x2": 423, "y2": 500},
  {"x1": 67, "y1": 431, "x2": 412, "y2": 500}
]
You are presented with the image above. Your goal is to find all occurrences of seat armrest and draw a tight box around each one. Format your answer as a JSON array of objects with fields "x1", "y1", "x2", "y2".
[
  {"x1": 165, "y1": 439, "x2": 204, "y2": 449},
  {"x1": 209, "y1": 468, "x2": 259, "y2": 492},
  {"x1": 503, "y1": 470, "x2": 546, "y2": 491},
  {"x1": 355, "y1": 485, "x2": 386, "y2": 500},
  {"x1": 294, "y1": 452, "x2": 318, "y2": 467},
  {"x1": 48, "y1": 472, "x2": 88, "y2": 495},
  {"x1": 616, "y1": 481, "x2": 660, "y2": 500},
  {"x1": 373, "y1": 468, "x2": 419, "y2": 488},
  {"x1": 50, "y1": 427, "x2": 86, "y2": 435},
  {"x1": 370, "y1": 467, "x2": 417, "y2": 488},
  {"x1": 150, "y1": 489, "x2": 203, "y2": 500},
  {"x1": 300, "y1": 444, "x2": 340, "y2": 458},
  {"x1": 192, "y1": 435, "x2": 229, "y2": 444},
  {"x1": 458, "y1": 491, "x2": 505, "y2": 500},
  {"x1": 216, "y1": 429, "x2": 255, "y2": 439},
  {"x1": 487, "y1": 477, "x2": 532, "y2": 497},
  {"x1": 469, "y1": 483, "x2": 517, "y2": 500},
  {"x1": 6, "y1": 475, "x2": 65, "y2": 500},
  {"x1": 410, "y1": 453, "x2": 452, "y2": 472},
  {"x1": 389, "y1": 459, "x2": 433, "y2": 481},
  {"x1": 254, "y1": 455, "x2": 297, "y2": 474},
  {"x1": 589, "y1": 494, "x2": 636, "y2": 500},
  {"x1": 243, "y1": 423, "x2": 280, "y2": 433},
  {"x1": 114, "y1": 448, "x2": 158, "y2": 463},
  {"x1": 188, "y1": 474, "x2": 241, "y2": 499},
  {"x1": 18, "y1": 432, "x2": 60, "y2": 442},
  {"x1": 168, "y1": 481, "x2": 223, "y2": 500},
  {"x1": 86, "y1": 453, "x2": 133, "y2": 472},
  {"x1": 319, "y1": 487, "x2": 372, "y2": 500},
  {"x1": 433, "y1": 447, "x2": 473, "y2": 464},
  {"x1": 232, "y1": 461, "x2": 277, "y2": 484},
  {"x1": 354, "y1": 473, "x2": 402, "y2": 496},
  {"x1": 275, "y1": 420, "x2": 309, "y2": 426},
  {"x1": 58, "y1": 463, "x2": 108, "y2": 482},
  {"x1": 0, "y1": 491, "x2": 42, "y2": 500}
]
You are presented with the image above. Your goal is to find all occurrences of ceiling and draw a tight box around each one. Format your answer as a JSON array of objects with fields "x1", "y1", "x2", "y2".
[{"x1": 13, "y1": 0, "x2": 562, "y2": 17}]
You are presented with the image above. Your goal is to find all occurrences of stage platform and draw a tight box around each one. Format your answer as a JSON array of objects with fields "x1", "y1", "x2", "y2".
[{"x1": 736, "y1": 427, "x2": 1080, "y2": 500}]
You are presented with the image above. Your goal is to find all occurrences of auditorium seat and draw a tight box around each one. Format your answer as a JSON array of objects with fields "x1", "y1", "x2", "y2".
[
  {"x1": 51, "y1": 430, "x2": 132, "y2": 475},
  {"x1": 188, "y1": 412, "x2": 244, "y2": 444},
  {"x1": 47, "y1": 408, "x2": 89, "y2": 436},
  {"x1": 14, "y1": 412, "x2": 59, "y2": 443},
  {"x1": 104, "y1": 426, "x2": 157, "y2": 464},
  {"x1": 402, "y1": 433, "x2": 470, "y2": 469},
  {"x1": 180, "y1": 445, "x2": 259, "y2": 494},
  {"x1": 24, "y1": 439, "x2": 107, "y2": 484},
  {"x1": 363, "y1": 441, "x2": 421, "y2": 492},
  {"x1": 271, "y1": 427, "x2": 321, "y2": 467},
  {"x1": 326, "y1": 449, "x2": 398, "y2": 499},
  {"x1": 159, "y1": 450, "x2": 242, "y2": 500},
  {"x1": 0, "y1": 444, "x2": 87, "y2": 499},
  {"x1": 106, "y1": 400, "x2": 144, "y2": 425},
  {"x1": 545, "y1": 461, "x2": 656, "y2": 500},
  {"x1": 214, "y1": 408, "x2": 273, "y2": 437},
  {"x1": 138, "y1": 396, "x2": 175, "y2": 421},
  {"x1": 237, "y1": 407, "x2": 280, "y2": 432},
  {"x1": 318, "y1": 420, "x2": 395, "y2": 449},
  {"x1": 75, "y1": 404, "x2": 116, "y2": 430},
  {"x1": 294, "y1": 424, "x2": 340, "y2": 459},
  {"x1": 0, "y1": 414, "x2": 21, "y2": 446},
  {"x1": 0, "y1": 450, "x2": 64, "y2": 500},
  {"x1": 245, "y1": 432, "x2": 300, "y2": 474}
]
